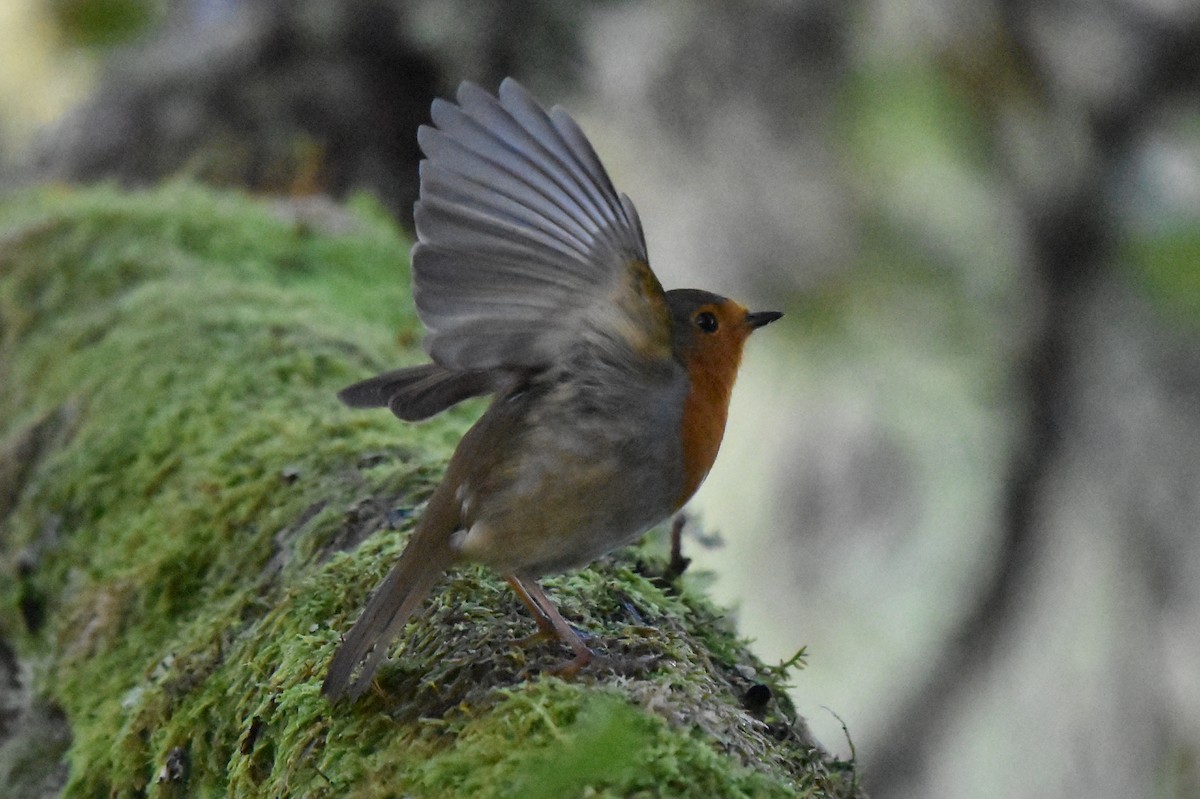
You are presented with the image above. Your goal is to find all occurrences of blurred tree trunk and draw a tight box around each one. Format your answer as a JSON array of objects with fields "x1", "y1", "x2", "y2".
[{"x1": 867, "y1": 6, "x2": 1200, "y2": 796}]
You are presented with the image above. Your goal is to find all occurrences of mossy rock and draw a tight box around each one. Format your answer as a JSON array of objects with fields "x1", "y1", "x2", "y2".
[{"x1": 0, "y1": 183, "x2": 861, "y2": 798}]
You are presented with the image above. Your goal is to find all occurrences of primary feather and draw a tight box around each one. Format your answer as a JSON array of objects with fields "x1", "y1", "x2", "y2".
[{"x1": 411, "y1": 78, "x2": 665, "y2": 373}]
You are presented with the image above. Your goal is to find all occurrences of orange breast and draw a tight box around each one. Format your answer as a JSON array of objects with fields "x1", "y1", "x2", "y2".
[{"x1": 676, "y1": 334, "x2": 745, "y2": 507}]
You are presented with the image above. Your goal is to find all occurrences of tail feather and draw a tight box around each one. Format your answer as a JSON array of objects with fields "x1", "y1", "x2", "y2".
[
  {"x1": 327, "y1": 365, "x2": 494, "y2": 702},
  {"x1": 322, "y1": 500, "x2": 459, "y2": 701},
  {"x1": 337, "y1": 364, "x2": 495, "y2": 421}
]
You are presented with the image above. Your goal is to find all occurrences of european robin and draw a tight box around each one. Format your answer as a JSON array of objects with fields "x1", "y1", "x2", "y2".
[{"x1": 322, "y1": 79, "x2": 781, "y2": 701}]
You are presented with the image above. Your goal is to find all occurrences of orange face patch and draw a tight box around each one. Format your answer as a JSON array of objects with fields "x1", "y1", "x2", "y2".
[{"x1": 675, "y1": 300, "x2": 753, "y2": 506}]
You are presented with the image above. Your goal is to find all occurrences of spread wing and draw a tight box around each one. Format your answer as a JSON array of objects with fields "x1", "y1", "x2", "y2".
[{"x1": 411, "y1": 79, "x2": 673, "y2": 372}]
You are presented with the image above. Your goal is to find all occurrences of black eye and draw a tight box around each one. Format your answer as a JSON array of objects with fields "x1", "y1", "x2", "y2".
[{"x1": 694, "y1": 311, "x2": 719, "y2": 333}]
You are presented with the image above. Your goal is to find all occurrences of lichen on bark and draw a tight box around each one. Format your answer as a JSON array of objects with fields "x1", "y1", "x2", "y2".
[{"x1": 0, "y1": 183, "x2": 861, "y2": 798}]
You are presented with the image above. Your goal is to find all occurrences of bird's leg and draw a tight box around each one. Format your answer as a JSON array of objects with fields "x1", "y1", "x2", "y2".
[
  {"x1": 506, "y1": 575, "x2": 557, "y2": 644},
  {"x1": 508, "y1": 573, "x2": 597, "y2": 671}
]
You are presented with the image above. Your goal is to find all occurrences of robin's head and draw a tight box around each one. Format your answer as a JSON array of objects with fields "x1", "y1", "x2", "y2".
[
  {"x1": 666, "y1": 288, "x2": 781, "y2": 505},
  {"x1": 666, "y1": 289, "x2": 781, "y2": 378}
]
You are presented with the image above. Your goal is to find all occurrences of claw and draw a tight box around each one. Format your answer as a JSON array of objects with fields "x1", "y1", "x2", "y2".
[
  {"x1": 547, "y1": 647, "x2": 594, "y2": 679},
  {"x1": 512, "y1": 628, "x2": 558, "y2": 648}
]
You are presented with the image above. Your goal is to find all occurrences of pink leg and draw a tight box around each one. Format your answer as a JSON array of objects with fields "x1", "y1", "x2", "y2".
[
  {"x1": 506, "y1": 576, "x2": 556, "y2": 639},
  {"x1": 507, "y1": 576, "x2": 594, "y2": 677}
]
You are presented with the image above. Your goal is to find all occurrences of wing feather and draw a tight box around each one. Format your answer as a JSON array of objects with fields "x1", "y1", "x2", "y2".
[
  {"x1": 489, "y1": 83, "x2": 618, "y2": 231},
  {"x1": 429, "y1": 94, "x2": 606, "y2": 238},
  {"x1": 412, "y1": 78, "x2": 668, "y2": 372},
  {"x1": 418, "y1": 149, "x2": 596, "y2": 255}
]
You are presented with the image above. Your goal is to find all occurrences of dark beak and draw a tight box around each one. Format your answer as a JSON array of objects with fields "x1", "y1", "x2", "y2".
[{"x1": 746, "y1": 310, "x2": 783, "y2": 330}]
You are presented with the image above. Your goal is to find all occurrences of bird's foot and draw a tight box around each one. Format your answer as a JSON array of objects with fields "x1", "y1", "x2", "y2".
[
  {"x1": 545, "y1": 646, "x2": 596, "y2": 679},
  {"x1": 543, "y1": 649, "x2": 657, "y2": 679},
  {"x1": 512, "y1": 627, "x2": 557, "y2": 648}
]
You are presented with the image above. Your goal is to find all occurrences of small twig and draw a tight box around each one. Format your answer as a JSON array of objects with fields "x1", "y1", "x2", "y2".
[
  {"x1": 822, "y1": 706, "x2": 861, "y2": 789},
  {"x1": 663, "y1": 513, "x2": 691, "y2": 582}
]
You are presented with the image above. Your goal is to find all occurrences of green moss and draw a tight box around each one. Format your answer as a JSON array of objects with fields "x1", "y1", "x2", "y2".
[{"x1": 0, "y1": 184, "x2": 859, "y2": 797}]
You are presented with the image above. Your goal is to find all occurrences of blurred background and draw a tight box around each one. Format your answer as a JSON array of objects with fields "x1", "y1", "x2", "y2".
[{"x1": 3, "y1": 1, "x2": 1198, "y2": 797}]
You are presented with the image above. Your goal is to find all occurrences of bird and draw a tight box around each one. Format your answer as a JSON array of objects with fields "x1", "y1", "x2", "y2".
[{"x1": 322, "y1": 78, "x2": 781, "y2": 701}]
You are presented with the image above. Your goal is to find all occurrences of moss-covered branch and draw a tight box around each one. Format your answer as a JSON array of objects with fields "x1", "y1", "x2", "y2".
[{"x1": 0, "y1": 184, "x2": 860, "y2": 798}]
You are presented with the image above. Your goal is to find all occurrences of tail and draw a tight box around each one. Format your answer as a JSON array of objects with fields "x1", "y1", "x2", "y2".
[
  {"x1": 337, "y1": 363, "x2": 496, "y2": 421},
  {"x1": 322, "y1": 483, "x2": 460, "y2": 701}
]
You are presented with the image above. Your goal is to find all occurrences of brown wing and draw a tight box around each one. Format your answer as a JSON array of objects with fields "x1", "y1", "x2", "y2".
[{"x1": 411, "y1": 79, "x2": 673, "y2": 372}]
